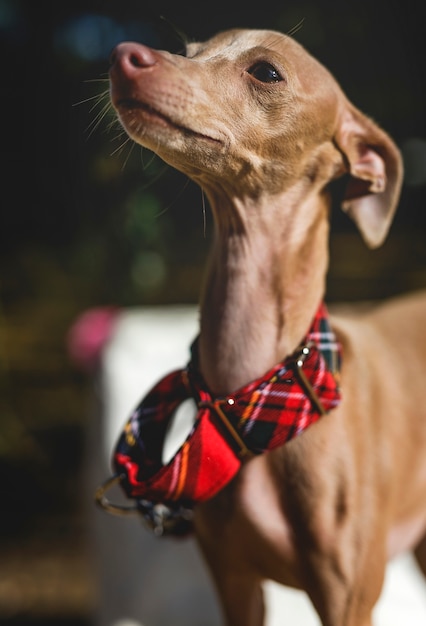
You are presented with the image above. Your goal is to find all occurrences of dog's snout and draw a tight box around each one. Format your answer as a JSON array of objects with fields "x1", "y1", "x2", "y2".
[{"x1": 110, "y1": 42, "x2": 157, "y2": 75}]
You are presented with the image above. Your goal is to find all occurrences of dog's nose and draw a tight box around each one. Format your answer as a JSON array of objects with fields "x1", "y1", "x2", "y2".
[{"x1": 110, "y1": 42, "x2": 157, "y2": 75}]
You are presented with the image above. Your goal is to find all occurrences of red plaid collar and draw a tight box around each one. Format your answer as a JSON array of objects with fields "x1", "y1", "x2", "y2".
[{"x1": 99, "y1": 302, "x2": 341, "y2": 535}]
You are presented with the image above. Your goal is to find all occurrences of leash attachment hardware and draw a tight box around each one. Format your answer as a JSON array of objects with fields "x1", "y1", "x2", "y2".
[
  {"x1": 95, "y1": 474, "x2": 194, "y2": 536},
  {"x1": 136, "y1": 499, "x2": 194, "y2": 537},
  {"x1": 95, "y1": 474, "x2": 139, "y2": 516}
]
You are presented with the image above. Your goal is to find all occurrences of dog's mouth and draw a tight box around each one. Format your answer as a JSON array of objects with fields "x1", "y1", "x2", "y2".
[{"x1": 116, "y1": 98, "x2": 222, "y2": 145}]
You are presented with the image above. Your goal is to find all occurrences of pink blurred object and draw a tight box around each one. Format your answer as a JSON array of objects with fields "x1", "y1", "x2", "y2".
[{"x1": 67, "y1": 307, "x2": 120, "y2": 373}]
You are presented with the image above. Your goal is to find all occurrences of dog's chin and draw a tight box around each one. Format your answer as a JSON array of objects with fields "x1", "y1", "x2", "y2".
[
  {"x1": 116, "y1": 99, "x2": 177, "y2": 134},
  {"x1": 115, "y1": 100, "x2": 223, "y2": 149},
  {"x1": 115, "y1": 104, "x2": 228, "y2": 182}
]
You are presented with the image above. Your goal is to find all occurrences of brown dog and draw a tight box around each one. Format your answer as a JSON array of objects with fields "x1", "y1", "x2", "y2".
[{"x1": 108, "y1": 28, "x2": 426, "y2": 626}]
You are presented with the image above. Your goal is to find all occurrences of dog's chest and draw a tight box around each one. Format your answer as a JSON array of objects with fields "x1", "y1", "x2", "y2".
[{"x1": 234, "y1": 455, "x2": 300, "y2": 572}]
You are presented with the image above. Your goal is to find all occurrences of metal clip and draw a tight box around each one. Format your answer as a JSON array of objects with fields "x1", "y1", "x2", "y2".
[
  {"x1": 136, "y1": 500, "x2": 194, "y2": 537},
  {"x1": 95, "y1": 474, "x2": 194, "y2": 536},
  {"x1": 95, "y1": 474, "x2": 139, "y2": 516}
]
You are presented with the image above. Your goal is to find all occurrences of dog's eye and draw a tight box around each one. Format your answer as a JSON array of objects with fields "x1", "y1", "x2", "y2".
[{"x1": 248, "y1": 62, "x2": 283, "y2": 83}]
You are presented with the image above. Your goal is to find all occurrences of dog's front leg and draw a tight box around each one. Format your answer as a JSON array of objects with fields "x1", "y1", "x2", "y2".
[
  {"x1": 194, "y1": 503, "x2": 266, "y2": 626},
  {"x1": 285, "y1": 442, "x2": 387, "y2": 626},
  {"x1": 206, "y1": 565, "x2": 265, "y2": 626},
  {"x1": 198, "y1": 529, "x2": 385, "y2": 626},
  {"x1": 301, "y1": 547, "x2": 386, "y2": 626}
]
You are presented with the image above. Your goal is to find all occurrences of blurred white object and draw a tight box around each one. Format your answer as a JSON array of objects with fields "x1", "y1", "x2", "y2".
[{"x1": 92, "y1": 306, "x2": 426, "y2": 626}]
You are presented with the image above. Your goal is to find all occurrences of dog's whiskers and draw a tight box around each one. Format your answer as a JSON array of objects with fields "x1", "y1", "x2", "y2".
[
  {"x1": 106, "y1": 117, "x2": 122, "y2": 134},
  {"x1": 153, "y1": 176, "x2": 191, "y2": 218},
  {"x1": 286, "y1": 18, "x2": 306, "y2": 38},
  {"x1": 110, "y1": 135, "x2": 132, "y2": 157},
  {"x1": 201, "y1": 189, "x2": 207, "y2": 238},
  {"x1": 75, "y1": 85, "x2": 115, "y2": 139},
  {"x1": 87, "y1": 104, "x2": 115, "y2": 138},
  {"x1": 141, "y1": 146, "x2": 160, "y2": 170},
  {"x1": 73, "y1": 91, "x2": 108, "y2": 107},
  {"x1": 120, "y1": 140, "x2": 136, "y2": 171},
  {"x1": 264, "y1": 20, "x2": 305, "y2": 52},
  {"x1": 73, "y1": 78, "x2": 109, "y2": 103},
  {"x1": 159, "y1": 14, "x2": 189, "y2": 54}
]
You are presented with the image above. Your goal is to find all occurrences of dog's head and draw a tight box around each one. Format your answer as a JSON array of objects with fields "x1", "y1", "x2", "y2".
[{"x1": 110, "y1": 28, "x2": 403, "y2": 247}]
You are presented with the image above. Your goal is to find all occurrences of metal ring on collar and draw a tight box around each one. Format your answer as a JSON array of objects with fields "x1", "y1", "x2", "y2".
[{"x1": 94, "y1": 474, "x2": 139, "y2": 516}]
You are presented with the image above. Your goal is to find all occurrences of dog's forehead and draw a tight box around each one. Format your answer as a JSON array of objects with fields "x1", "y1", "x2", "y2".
[
  {"x1": 185, "y1": 28, "x2": 340, "y2": 105},
  {"x1": 186, "y1": 29, "x2": 334, "y2": 85},
  {"x1": 187, "y1": 29, "x2": 310, "y2": 63}
]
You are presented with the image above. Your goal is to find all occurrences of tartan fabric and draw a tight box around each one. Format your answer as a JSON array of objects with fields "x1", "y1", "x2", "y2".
[{"x1": 113, "y1": 302, "x2": 341, "y2": 511}]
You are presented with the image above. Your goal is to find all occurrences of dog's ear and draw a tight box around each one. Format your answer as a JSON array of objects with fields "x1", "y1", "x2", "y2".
[{"x1": 334, "y1": 106, "x2": 403, "y2": 248}]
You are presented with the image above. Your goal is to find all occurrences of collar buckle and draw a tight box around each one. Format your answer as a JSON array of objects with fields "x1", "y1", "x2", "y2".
[
  {"x1": 290, "y1": 342, "x2": 327, "y2": 415},
  {"x1": 198, "y1": 399, "x2": 254, "y2": 459}
]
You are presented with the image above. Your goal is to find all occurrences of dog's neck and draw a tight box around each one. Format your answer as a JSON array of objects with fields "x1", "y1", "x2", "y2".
[{"x1": 198, "y1": 189, "x2": 330, "y2": 395}]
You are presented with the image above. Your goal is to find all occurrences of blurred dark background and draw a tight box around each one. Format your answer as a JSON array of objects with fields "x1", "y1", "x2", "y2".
[{"x1": 0, "y1": 1, "x2": 425, "y2": 624}]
